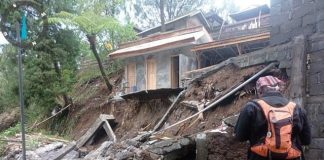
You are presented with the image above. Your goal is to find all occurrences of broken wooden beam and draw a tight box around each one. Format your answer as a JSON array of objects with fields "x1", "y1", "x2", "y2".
[
  {"x1": 196, "y1": 133, "x2": 208, "y2": 160},
  {"x1": 181, "y1": 100, "x2": 200, "y2": 109},
  {"x1": 45, "y1": 141, "x2": 76, "y2": 160},
  {"x1": 155, "y1": 62, "x2": 277, "y2": 133},
  {"x1": 103, "y1": 120, "x2": 117, "y2": 142},
  {"x1": 152, "y1": 90, "x2": 187, "y2": 132},
  {"x1": 76, "y1": 114, "x2": 115, "y2": 148}
]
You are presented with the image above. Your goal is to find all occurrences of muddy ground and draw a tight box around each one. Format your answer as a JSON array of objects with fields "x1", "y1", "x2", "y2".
[{"x1": 65, "y1": 64, "x2": 287, "y2": 159}]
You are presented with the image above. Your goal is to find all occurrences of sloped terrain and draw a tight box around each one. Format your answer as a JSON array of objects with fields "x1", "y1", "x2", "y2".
[{"x1": 11, "y1": 63, "x2": 286, "y2": 160}]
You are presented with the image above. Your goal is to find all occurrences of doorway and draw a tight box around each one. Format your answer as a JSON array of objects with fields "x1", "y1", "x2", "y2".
[{"x1": 171, "y1": 56, "x2": 180, "y2": 88}]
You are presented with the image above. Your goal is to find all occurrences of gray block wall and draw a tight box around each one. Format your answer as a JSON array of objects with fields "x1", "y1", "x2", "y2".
[
  {"x1": 271, "y1": 0, "x2": 324, "y2": 159},
  {"x1": 270, "y1": 0, "x2": 324, "y2": 46}
]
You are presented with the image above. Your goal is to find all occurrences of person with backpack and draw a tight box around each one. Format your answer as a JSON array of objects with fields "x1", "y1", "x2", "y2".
[{"x1": 234, "y1": 75, "x2": 311, "y2": 160}]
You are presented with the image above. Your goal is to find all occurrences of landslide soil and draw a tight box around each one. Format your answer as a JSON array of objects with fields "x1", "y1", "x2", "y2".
[
  {"x1": 67, "y1": 64, "x2": 283, "y2": 159},
  {"x1": 161, "y1": 64, "x2": 263, "y2": 137}
]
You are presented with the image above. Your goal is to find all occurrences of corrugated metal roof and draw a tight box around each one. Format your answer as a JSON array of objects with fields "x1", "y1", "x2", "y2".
[{"x1": 109, "y1": 27, "x2": 210, "y2": 59}]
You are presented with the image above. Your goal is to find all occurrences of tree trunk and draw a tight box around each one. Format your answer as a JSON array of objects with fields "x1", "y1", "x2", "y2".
[
  {"x1": 53, "y1": 60, "x2": 71, "y2": 106},
  {"x1": 160, "y1": 0, "x2": 166, "y2": 32},
  {"x1": 86, "y1": 34, "x2": 113, "y2": 93}
]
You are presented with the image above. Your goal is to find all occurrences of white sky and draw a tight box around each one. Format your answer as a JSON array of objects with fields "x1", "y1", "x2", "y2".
[
  {"x1": 0, "y1": 32, "x2": 9, "y2": 45},
  {"x1": 235, "y1": 0, "x2": 270, "y2": 10}
]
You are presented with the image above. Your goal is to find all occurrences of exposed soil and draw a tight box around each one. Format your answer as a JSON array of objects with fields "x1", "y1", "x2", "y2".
[
  {"x1": 66, "y1": 63, "x2": 288, "y2": 159},
  {"x1": 207, "y1": 128, "x2": 248, "y2": 160},
  {"x1": 161, "y1": 64, "x2": 263, "y2": 137},
  {"x1": 69, "y1": 72, "x2": 173, "y2": 141}
]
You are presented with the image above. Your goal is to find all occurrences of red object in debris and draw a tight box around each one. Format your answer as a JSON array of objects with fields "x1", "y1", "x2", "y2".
[{"x1": 256, "y1": 75, "x2": 284, "y2": 92}]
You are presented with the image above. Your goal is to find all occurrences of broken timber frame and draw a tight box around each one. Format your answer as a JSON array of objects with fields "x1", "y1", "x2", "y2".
[
  {"x1": 152, "y1": 90, "x2": 187, "y2": 132},
  {"x1": 76, "y1": 114, "x2": 116, "y2": 148},
  {"x1": 191, "y1": 32, "x2": 270, "y2": 52},
  {"x1": 154, "y1": 62, "x2": 277, "y2": 133}
]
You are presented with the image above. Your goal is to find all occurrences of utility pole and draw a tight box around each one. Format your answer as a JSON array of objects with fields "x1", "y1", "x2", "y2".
[{"x1": 16, "y1": 20, "x2": 27, "y2": 160}]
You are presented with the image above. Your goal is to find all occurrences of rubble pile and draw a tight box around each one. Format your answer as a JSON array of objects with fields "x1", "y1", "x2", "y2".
[{"x1": 2, "y1": 64, "x2": 290, "y2": 160}]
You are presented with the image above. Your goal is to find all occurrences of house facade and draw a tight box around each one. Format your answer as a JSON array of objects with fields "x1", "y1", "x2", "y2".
[{"x1": 109, "y1": 12, "x2": 214, "y2": 94}]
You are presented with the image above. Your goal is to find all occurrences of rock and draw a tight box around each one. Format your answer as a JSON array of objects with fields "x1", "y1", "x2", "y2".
[
  {"x1": 132, "y1": 131, "x2": 152, "y2": 142},
  {"x1": 62, "y1": 150, "x2": 79, "y2": 159},
  {"x1": 115, "y1": 150, "x2": 134, "y2": 160},
  {"x1": 125, "y1": 139, "x2": 142, "y2": 147},
  {"x1": 223, "y1": 114, "x2": 239, "y2": 127},
  {"x1": 84, "y1": 141, "x2": 113, "y2": 159},
  {"x1": 146, "y1": 137, "x2": 195, "y2": 159},
  {"x1": 0, "y1": 109, "x2": 20, "y2": 132},
  {"x1": 35, "y1": 142, "x2": 64, "y2": 157},
  {"x1": 14, "y1": 151, "x2": 41, "y2": 160}
]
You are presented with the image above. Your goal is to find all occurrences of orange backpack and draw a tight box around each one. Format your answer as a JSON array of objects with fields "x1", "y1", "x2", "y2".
[{"x1": 251, "y1": 100, "x2": 301, "y2": 159}]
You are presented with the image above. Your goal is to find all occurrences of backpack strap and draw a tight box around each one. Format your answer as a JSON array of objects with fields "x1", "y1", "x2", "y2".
[{"x1": 255, "y1": 100, "x2": 272, "y2": 134}]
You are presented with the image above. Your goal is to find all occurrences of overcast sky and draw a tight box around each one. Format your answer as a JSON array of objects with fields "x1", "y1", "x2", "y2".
[
  {"x1": 236, "y1": 0, "x2": 270, "y2": 10},
  {"x1": 0, "y1": 32, "x2": 8, "y2": 45}
]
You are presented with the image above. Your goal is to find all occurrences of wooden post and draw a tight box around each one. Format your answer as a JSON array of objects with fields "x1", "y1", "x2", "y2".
[
  {"x1": 236, "y1": 44, "x2": 243, "y2": 55},
  {"x1": 289, "y1": 35, "x2": 306, "y2": 107},
  {"x1": 196, "y1": 133, "x2": 208, "y2": 160}
]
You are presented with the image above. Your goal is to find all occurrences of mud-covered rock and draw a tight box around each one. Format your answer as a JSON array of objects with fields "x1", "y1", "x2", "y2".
[{"x1": 84, "y1": 141, "x2": 113, "y2": 159}]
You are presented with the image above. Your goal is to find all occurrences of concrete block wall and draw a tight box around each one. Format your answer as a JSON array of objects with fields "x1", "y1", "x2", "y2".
[
  {"x1": 271, "y1": 0, "x2": 324, "y2": 159},
  {"x1": 305, "y1": 34, "x2": 324, "y2": 159},
  {"x1": 270, "y1": 0, "x2": 324, "y2": 46}
]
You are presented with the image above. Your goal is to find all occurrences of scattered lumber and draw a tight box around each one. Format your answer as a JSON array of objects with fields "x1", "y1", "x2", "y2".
[
  {"x1": 30, "y1": 104, "x2": 72, "y2": 130},
  {"x1": 152, "y1": 90, "x2": 187, "y2": 132},
  {"x1": 155, "y1": 62, "x2": 277, "y2": 133},
  {"x1": 76, "y1": 114, "x2": 115, "y2": 148},
  {"x1": 44, "y1": 141, "x2": 76, "y2": 160}
]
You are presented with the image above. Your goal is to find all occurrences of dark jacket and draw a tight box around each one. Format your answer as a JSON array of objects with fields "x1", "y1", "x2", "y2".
[{"x1": 234, "y1": 91, "x2": 311, "y2": 160}]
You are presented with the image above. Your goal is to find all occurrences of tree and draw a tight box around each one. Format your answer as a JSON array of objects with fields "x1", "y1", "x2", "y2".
[
  {"x1": 125, "y1": 0, "x2": 212, "y2": 29},
  {"x1": 160, "y1": 0, "x2": 166, "y2": 32},
  {"x1": 49, "y1": 11, "x2": 135, "y2": 94},
  {"x1": 0, "y1": 45, "x2": 19, "y2": 112}
]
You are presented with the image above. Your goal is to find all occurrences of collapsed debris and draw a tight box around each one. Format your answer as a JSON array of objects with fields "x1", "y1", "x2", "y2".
[{"x1": 76, "y1": 114, "x2": 116, "y2": 148}]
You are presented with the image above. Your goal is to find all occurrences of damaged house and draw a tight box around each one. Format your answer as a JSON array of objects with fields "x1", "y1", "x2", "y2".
[
  {"x1": 109, "y1": 5, "x2": 272, "y2": 95},
  {"x1": 24, "y1": 2, "x2": 324, "y2": 159},
  {"x1": 109, "y1": 11, "x2": 216, "y2": 93}
]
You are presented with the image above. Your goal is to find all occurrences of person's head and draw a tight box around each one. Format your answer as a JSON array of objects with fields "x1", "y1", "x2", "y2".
[{"x1": 256, "y1": 75, "x2": 285, "y2": 97}]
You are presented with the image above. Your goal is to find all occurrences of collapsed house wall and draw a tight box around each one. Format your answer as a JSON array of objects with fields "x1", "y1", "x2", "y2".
[{"x1": 271, "y1": 0, "x2": 324, "y2": 159}]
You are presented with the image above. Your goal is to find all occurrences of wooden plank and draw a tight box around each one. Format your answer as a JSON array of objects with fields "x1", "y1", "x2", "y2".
[
  {"x1": 99, "y1": 114, "x2": 115, "y2": 121},
  {"x1": 127, "y1": 62, "x2": 136, "y2": 93},
  {"x1": 236, "y1": 44, "x2": 242, "y2": 55},
  {"x1": 76, "y1": 118, "x2": 103, "y2": 148},
  {"x1": 153, "y1": 90, "x2": 187, "y2": 132},
  {"x1": 147, "y1": 58, "x2": 157, "y2": 90},
  {"x1": 119, "y1": 26, "x2": 204, "y2": 49},
  {"x1": 102, "y1": 120, "x2": 117, "y2": 142},
  {"x1": 76, "y1": 114, "x2": 115, "y2": 148},
  {"x1": 45, "y1": 141, "x2": 76, "y2": 160},
  {"x1": 192, "y1": 32, "x2": 270, "y2": 52}
]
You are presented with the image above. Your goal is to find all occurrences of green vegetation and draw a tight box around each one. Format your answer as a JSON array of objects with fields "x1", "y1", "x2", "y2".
[{"x1": 0, "y1": 0, "x2": 231, "y2": 141}]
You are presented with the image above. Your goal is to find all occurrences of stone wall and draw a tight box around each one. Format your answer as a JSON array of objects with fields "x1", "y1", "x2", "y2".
[
  {"x1": 270, "y1": 0, "x2": 324, "y2": 45},
  {"x1": 271, "y1": 0, "x2": 324, "y2": 159},
  {"x1": 305, "y1": 33, "x2": 324, "y2": 159}
]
